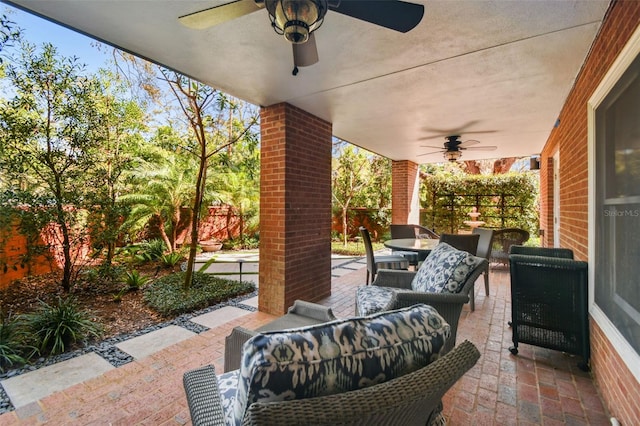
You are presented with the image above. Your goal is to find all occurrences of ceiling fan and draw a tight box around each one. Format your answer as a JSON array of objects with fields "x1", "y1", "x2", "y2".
[
  {"x1": 419, "y1": 135, "x2": 497, "y2": 162},
  {"x1": 178, "y1": 0, "x2": 424, "y2": 75}
]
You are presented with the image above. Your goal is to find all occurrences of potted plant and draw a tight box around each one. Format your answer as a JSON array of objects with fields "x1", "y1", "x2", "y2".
[{"x1": 199, "y1": 240, "x2": 223, "y2": 252}]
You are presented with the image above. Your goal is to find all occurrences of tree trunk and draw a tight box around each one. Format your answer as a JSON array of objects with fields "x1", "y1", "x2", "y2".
[
  {"x1": 156, "y1": 216, "x2": 173, "y2": 255},
  {"x1": 492, "y1": 158, "x2": 517, "y2": 174},
  {"x1": 183, "y1": 156, "x2": 207, "y2": 290},
  {"x1": 342, "y1": 205, "x2": 349, "y2": 246},
  {"x1": 463, "y1": 161, "x2": 481, "y2": 174},
  {"x1": 53, "y1": 185, "x2": 73, "y2": 292}
]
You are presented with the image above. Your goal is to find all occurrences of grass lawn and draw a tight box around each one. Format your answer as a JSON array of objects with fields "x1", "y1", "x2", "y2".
[{"x1": 331, "y1": 240, "x2": 385, "y2": 256}]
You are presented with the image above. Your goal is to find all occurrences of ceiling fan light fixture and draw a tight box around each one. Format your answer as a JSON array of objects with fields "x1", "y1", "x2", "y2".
[
  {"x1": 444, "y1": 150, "x2": 462, "y2": 162},
  {"x1": 267, "y1": 0, "x2": 327, "y2": 44}
]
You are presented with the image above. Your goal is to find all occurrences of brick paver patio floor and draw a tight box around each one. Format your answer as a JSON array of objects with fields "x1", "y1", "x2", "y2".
[{"x1": 0, "y1": 264, "x2": 611, "y2": 425}]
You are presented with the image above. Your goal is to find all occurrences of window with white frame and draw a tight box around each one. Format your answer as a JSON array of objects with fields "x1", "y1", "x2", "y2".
[{"x1": 590, "y1": 25, "x2": 640, "y2": 379}]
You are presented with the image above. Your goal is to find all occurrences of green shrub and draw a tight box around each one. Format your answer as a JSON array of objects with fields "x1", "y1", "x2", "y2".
[
  {"x1": 143, "y1": 272, "x2": 255, "y2": 316},
  {"x1": 22, "y1": 297, "x2": 103, "y2": 355},
  {"x1": 142, "y1": 239, "x2": 167, "y2": 261},
  {"x1": 124, "y1": 270, "x2": 151, "y2": 290},
  {"x1": 0, "y1": 311, "x2": 35, "y2": 372},
  {"x1": 81, "y1": 264, "x2": 125, "y2": 286},
  {"x1": 161, "y1": 252, "x2": 183, "y2": 267},
  {"x1": 121, "y1": 239, "x2": 167, "y2": 263}
]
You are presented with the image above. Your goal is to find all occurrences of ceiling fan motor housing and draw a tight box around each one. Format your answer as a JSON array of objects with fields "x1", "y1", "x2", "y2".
[{"x1": 266, "y1": 0, "x2": 328, "y2": 44}]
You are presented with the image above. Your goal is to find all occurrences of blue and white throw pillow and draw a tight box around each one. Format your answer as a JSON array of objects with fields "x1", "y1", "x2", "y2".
[
  {"x1": 231, "y1": 304, "x2": 450, "y2": 425},
  {"x1": 411, "y1": 242, "x2": 481, "y2": 293}
]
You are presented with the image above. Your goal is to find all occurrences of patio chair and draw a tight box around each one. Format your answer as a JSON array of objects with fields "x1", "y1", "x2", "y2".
[
  {"x1": 471, "y1": 228, "x2": 495, "y2": 309},
  {"x1": 490, "y1": 228, "x2": 530, "y2": 267},
  {"x1": 439, "y1": 233, "x2": 480, "y2": 255},
  {"x1": 356, "y1": 242, "x2": 488, "y2": 354},
  {"x1": 361, "y1": 226, "x2": 409, "y2": 284},
  {"x1": 183, "y1": 304, "x2": 481, "y2": 426},
  {"x1": 389, "y1": 224, "x2": 420, "y2": 267},
  {"x1": 390, "y1": 224, "x2": 439, "y2": 264},
  {"x1": 509, "y1": 245, "x2": 574, "y2": 258},
  {"x1": 508, "y1": 247, "x2": 589, "y2": 371}
]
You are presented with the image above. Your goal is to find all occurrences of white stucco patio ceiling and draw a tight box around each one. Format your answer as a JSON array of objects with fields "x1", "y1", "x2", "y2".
[{"x1": 4, "y1": 0, "x2": 610, "y2": 163}]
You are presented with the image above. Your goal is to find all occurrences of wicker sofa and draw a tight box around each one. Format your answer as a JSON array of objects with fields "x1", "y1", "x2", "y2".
[{"x1": 183, "y1": 304, "x2": 480, "y2": 426}]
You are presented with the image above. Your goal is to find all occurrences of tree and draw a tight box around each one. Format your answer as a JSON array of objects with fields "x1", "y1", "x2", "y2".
[
  {"x1": 332, "y1": 142, "x2": 370, "y2": 246},
  {"x1": 0, "y1": 42, "x2": 103, "y2": 291},
  {"x1": 462, "y1": 158, "x2": 518, "y2": 174},
  {"x1": 84, "y1": 70, "x2": 147, "y2": 264},
  {"x1": 119, "y1": 153, "x2": 195, "y2": 252},
  {"x1": 113, "y1": 52, "x2": 259, "y2": 288},
  {"x1": 218, "y1": 169, "x2": 260, "y2": 247},
  {"x1": 158, "y1": 71, "x2": 258, "y2": 289},
  {"x1": 0, "y1": 13, "x2": 20, "y2": 63}
]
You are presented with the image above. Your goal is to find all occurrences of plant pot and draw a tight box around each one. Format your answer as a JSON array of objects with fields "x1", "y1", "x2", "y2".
[{"x1": 200, "y1": 241, "x2": 223, "y2": 252}]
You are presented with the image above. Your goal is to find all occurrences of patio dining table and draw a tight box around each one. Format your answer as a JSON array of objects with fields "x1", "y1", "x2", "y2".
[{"x1": 384, "y1": 238, "x2": 439, "y2": 257}]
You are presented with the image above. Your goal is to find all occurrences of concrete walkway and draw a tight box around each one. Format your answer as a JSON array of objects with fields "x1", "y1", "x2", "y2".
[{"x1": 0, "y1": 252, "x2": 366, "y2": 413}]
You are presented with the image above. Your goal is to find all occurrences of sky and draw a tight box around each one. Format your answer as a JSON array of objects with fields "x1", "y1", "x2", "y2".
[{"x1": 3, "y1": 4, "x2": 111, "y2": 72}]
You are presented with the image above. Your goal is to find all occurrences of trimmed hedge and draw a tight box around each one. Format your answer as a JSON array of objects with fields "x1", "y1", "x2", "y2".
[
  {"x1": 421, "y1": 172, "x2": 539, "y2": 235},
  {"x1": 144, "y1": 272, "x2": 255, "y2": 316}
]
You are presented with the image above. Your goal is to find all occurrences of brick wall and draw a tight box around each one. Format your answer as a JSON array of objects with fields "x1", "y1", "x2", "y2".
[
  {"x1": 539, "y1": 1, "x2": 640, "y2": 422},
  {"x1": 0, "y1": 221, "x2": 57, "y2": 289},
  {"x1": 391, "y1": 160, "x2": 419, "y2": 224},
  {"x1": 539, "y1": 156, "x2": 554, "y2": 247},
  {"x1": 259, "y1": 103, "x2": 332, "y2": 315}
]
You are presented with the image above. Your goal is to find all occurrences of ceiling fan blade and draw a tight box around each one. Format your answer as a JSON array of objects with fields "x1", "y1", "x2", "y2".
[
  {"x1": 293, "y1": 33, "x2": 319, "y2": 67},
  {"x1": 179, "y1": 0, "x2": 263, "y2": 29},
  {"x1": 329, "y1": 0, "x2": 424, "y2": 33},
  {"x1": 458, "y1": 139, "x2": 480, "y2": 148},
  {"x1": 463, "y1": 146, "x2": 498, "y2": 151},
  {"x1": 419, "y1": 145, "x2": 446, "y2": 149},
  {"x1": 417, "y1": 150, "x2": 445, "y2": 157}
]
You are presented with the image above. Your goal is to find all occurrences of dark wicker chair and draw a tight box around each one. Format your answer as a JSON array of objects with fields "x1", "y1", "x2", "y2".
[
  {"x1": 361, "y1": 226, "x2": 409, "y2": 284},
  {"x1": 509, "y1": 245, "x2": 573, "y2": 258},
  {"x1": 439, "y1": 233, "x2": 480, "y2": 255},
  {"x1": 390, "y1": 224, "x2": 440, "y2": 264},
  {"x1": 390, "y1": 224, "x2": 439, "y2": 239},
  {"x1": 490, "y1": 228, "x2": 530, "y2": 267},
  {"x1": 471, "y1": 228, "x2": 495, "y2": 310},
  {"x1": 389, "y1": 224, "x2": 420, "y2": 267},
  {"x1": 184, "y1": 340, "x2": 480, "y2": 426},
  {"x1": 508, "y1": 247, "x2": 590, "y2": 371}
]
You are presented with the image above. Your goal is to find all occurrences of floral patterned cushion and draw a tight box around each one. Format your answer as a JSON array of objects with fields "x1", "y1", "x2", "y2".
[
  {"x1": 411, "y1": 242, "x2": 481, "y2": 293},
  {"x1": 232, "y1": 304, "x2": 450, "y2": 425},
  {"x1": 217, "y1": 370, "x2": 239, "y2": 426},
  {"x1": 355, "y1": 285, "x2": 397, "y2": 316}
]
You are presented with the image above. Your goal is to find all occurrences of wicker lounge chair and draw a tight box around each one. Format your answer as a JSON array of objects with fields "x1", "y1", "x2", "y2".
[
  {"x1": 184, "y1": 304, "x2": 480, "y2": 426},
  {"x1": 224, "y1": 300, "x2": 337, "y2": 372},
  {"x1": 357, "y1": 263, "x2": 485, "y2": 353},
  {"x1": 185, "y1": 340, "x2": 479, "y2": 426},
  {"x1": 356, "y1": 242, "x2": 487, "y2": 353}
]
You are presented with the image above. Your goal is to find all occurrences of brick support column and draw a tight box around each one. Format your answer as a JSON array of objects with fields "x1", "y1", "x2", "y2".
[
  {"x1": 391, "y1": 160, "x2": 420, "y2": 224},
  {"x1": 259, "y1": 103, "x2": 332, "y2": 315}
]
